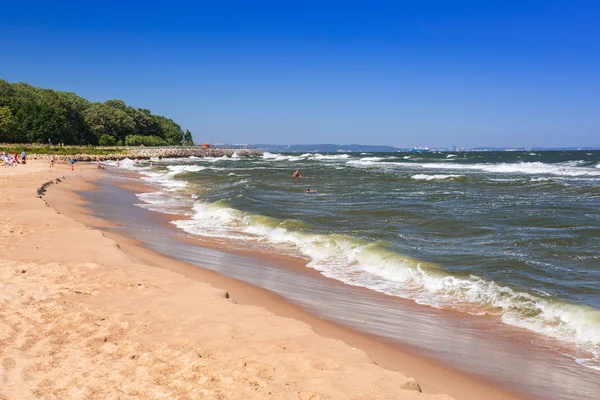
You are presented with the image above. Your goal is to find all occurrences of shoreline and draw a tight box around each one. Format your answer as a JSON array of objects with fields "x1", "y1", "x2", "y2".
[
  {"x1": 43, "y1": 165, "x2": 528, "y2": 399},
  {"x1": 74, "y1": 166, "x2": 600, "y2": 399},
  {"x1": 4, "y1": 160, "x2": 594, "y2": 399},
  {"x1": 0, "y1": 159, "x2": 461, "y2": 399}
]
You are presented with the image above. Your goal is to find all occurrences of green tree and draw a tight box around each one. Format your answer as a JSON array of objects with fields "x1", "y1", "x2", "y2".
[
  {"x1": 184, "y1": 129, "x2": 194, "y2": 145},
  {"x1": 125, "y1": 134, "x2": 168, "y2": 146},
  {"x1": 0, "y1": 106, "x2": 18, "y2": 142},
  {"x1": 83, "y1": 102, "x2": 135, "y2": 144},
  {"x1": 128, "y1": 108, "x2": 161, "y2": 137},
  {"x1": 104, "y1": 99, "x2": 127, "y2": 110},
  {"x1": 151, "y1": 115, "x2": 184, "y2": 145},
  {"x1": 0, "y1": 79, "x2": 187, "y2": 146},
  {"x1": 98, "y1": 134, "x2": 117, "y2": 146}
]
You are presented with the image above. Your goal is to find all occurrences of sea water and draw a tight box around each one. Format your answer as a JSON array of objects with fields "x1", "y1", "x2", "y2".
[{"x1": 107, "y1": 150, "x2": 600, "y2": 373}]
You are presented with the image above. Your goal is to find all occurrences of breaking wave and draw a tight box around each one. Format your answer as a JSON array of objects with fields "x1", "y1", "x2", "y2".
[{"x1": 166, "y1": 198, "x2": 600, "y2": 369}]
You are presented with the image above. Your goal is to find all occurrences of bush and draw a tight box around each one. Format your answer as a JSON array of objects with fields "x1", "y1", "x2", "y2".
[
  {"x1": 125, "y1": 135, "x2": 168, "y2": 147},
  {"x1": 0, "y1": 144, "x2": 130, "y2": 155},
  {"x1": 98, "y1": 134, "x2": 117, "y2": 146}
]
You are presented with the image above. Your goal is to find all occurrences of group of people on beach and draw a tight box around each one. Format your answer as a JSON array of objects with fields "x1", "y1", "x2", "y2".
[
  {"x1": 49, "y1": 154, "x2": 79, "y2": 170},
  {"x1": 292, "y1": 169, "x2": 317, "y2": 192},
  {"x1": 1, "y1": 151, "x2": 26, "y2": 167}
]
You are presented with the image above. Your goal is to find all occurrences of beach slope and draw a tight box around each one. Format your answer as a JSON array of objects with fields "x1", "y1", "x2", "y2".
[{"x1": 0, "y1": 161, "x2": 452, "y2": 399}]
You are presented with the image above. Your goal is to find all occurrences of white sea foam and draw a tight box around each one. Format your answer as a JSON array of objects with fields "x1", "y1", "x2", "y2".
[
  {"x1": 169, "y1": 199, "x2": 600, "y2": 368},
  {"x1": 263, "y1": 152, "x2": 353, "y2": 162},
  {"x1": 411, "y1": 174, "x2": 464, "y2": 181},
  {"x1": 138, "y1": 165, "x2": 204, "y2": 191},
  {"x1": 133, "y1": 164, "x2": 207, "y2": 214},
  {"x1": 393, "y1": 161, "x2": 600, "y2": 177},
  {"x1": 202, "y1": 155, "x2": 232, "y2": 162},
  {"x1": 166, "y1": 165, "x2": 205, "y2": 173},
  {"x1": 347, "y1": 159, "x2": 383, "y2": 167},
  {"x1": 103, "y1": 157, "x2": 140, "y2": 170},
  {"x1": 318, "y1": 153, "x2": 350, "y2": 159},
  {"x1": 446, "y1": 154, "x2": 458, "y2": 158},
  {"x1": 262, "y1": 152, "x2": 304, "y2": 162},
  {"x1": 360, "y1": 157, "x2": 385, "y2": 162},
  {"x1": 141, "y1": 171, "x2": 187, "y2": 190},
  {"x1": 305, "y1": 153, "x2": 350, "y2": 160},
  {"x1": 342, "y1": 157, "x2": 600, "y2": 178},
  {"x1": 135, "y1": 191, "x2": 195, "y2": 215}
]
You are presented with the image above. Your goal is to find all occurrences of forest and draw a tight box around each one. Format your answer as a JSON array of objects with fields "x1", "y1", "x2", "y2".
[{"x1": 0, "y1": 79, "x2": 194, "y2": 146}]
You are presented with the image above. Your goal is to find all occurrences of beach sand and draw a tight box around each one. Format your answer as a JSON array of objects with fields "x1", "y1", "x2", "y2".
[{"x1": 0, "y1": 160, "x2": 516, "y2": 399}]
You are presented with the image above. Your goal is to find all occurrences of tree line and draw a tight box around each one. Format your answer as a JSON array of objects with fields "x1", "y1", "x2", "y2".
[{"x1": 0, "y1": 79, "x2": 194, "y2": 146}]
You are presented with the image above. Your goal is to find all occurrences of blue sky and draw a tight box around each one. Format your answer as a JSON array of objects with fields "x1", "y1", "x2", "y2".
[{"x1": 1, "y1": 0, "x2": 599, "y2": 148}]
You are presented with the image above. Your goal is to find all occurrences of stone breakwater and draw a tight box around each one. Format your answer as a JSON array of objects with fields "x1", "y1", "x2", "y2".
[{"x1": 35, "y1": 147, "x2": 263, "y2": 161}]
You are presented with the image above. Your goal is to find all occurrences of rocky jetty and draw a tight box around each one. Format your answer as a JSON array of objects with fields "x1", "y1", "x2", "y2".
[{"x1": 36, "y1": 147, "x2": 263, "y2": 161}]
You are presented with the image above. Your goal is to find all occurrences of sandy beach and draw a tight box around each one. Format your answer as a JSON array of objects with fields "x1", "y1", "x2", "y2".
[{"x1": 0, "y1": 159, "x2": 529, "y2": 399}]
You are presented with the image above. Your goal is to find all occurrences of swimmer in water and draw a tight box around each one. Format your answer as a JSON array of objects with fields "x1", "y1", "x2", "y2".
[
  {"x1": 306, "y1": 187, "x2": 317, "y2": 193},
  {"x1": 292, "y1": 169, "x2": 301, "y2": 178}
]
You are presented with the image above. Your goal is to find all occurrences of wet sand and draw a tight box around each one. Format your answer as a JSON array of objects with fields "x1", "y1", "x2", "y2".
[{"x1": 55, "y1": 169, "x2": 600, "y2": 399}]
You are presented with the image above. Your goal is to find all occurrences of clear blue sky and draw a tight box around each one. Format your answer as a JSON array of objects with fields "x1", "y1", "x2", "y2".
[{"x1": 1, "y1": 0, "x2": 598, "y2": 148}]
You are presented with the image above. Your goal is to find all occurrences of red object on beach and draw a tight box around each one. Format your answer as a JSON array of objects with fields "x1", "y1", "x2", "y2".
[{"x1": 201, "y1": 143, "x2": 211, "y2": 148}]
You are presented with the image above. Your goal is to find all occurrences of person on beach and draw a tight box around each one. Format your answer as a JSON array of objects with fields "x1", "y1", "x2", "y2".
[
  {"x1": 49, "y1": 155, "x2": 56, "y2": 168},
  {"x1": 21, "y1": 151, "x2": 26, "y2": 164},
  {"x1": 150, "y1": 161, "x2": 153, "y2": 169},
  {"x1": 292, "y1": 169, "x2": 301, "y2": 178},
  {"x1": 96, "y1": 157, "x2": 102, "y2": 169},
  {"x1": 2, "y1": 153, "x2": 13, "y2": 167},
  {"x1": 116, "y1": 158, "x2": 120, "y2": 167},
  {"x1": 70, "y1": 156, "x2": 77, "y2": 171}
]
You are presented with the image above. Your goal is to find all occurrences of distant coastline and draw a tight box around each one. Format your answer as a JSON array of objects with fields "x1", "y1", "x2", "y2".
[{"x1": 250, "y1": 143, "x2": 600, "y2": 153}]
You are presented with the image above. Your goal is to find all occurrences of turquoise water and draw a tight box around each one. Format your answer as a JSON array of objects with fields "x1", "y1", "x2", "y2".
[{"x1": 109, "y1": 150, "x2": 600, "y2": 370}]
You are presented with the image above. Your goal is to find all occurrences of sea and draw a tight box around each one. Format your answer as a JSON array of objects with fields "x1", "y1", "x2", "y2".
[{"x1": 98, "y1": 150, "x2": 600, "y2": 398}]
